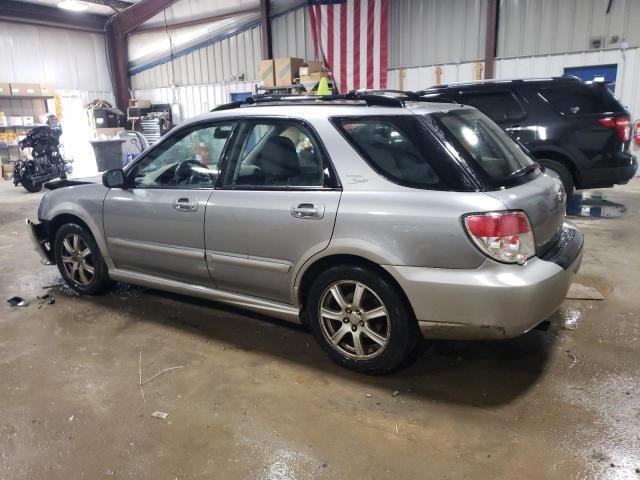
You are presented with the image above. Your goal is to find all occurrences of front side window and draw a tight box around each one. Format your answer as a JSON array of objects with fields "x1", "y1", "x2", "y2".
[
  {"x1": 333, "y1": 116, "x2": 456, "y2": 190},
  {"x1": 129, "y1": 122, "x2": 235, "y2": 188},
  {"x1": 432, "y1": 109, "x2": 536, "y2": 184},
  {"x1": 458, "y1": 91, "x2": 525, "y2": 123},
  {"x1": 223, "y1": 120, "x2": 325, "y2": 188}
]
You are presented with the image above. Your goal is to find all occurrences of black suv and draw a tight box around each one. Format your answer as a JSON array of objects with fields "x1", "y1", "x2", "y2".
[{"x1": 422, "y1": 77, "x2": 637, "y2": 193}]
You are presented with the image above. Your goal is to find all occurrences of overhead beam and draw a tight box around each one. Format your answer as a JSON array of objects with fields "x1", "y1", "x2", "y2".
[
  {"x1": 106, "y1": 0, "x2": 179, "y2": 111},
  {"x1": 483, "y1": 0, "x2": 499, "y2": 79},
  {"x1": 260, "y1": 0, "x2": 272, "y2": 60},
  {"x1": 132, "y1": 7, "x2": 260, "y2": 33},
  {"x1": 83, "y1": 0, "x2": 135, "y2": 11},
  {"x1": 0, "y1": 0, "x2": 107, "y2": 33}
]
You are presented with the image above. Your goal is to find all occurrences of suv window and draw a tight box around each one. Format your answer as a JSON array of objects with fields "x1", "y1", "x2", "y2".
[
  {"x1": 539, "y1": 84, "x2": 622, "y2": 115},
  {"x1": 458, "y1": 91, "x2": 525, "y2": 123},
  {"x1": 223, "y1": 120, "x2": 325, "y2": 188},
  {"x1": 130, "y1": 122, "x2": 234, "y2": 188},
  {"x1": 431, "y1": 109, "x2": 536, "y2": 185},
  {"x1": 334, "y1": 116, "x2": 453, "y2": 190}
]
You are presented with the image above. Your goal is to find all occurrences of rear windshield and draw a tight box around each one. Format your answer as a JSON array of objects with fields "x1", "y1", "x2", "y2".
[
  {"x1": 539, "y1": 83, "x2": 623, "y2": 115},
  {"x1": 429, "y1": 109, "x2": 537, "y2": 185},
  {"x1": 333, "y1": 116, "x2": 475, "y2": 191}
]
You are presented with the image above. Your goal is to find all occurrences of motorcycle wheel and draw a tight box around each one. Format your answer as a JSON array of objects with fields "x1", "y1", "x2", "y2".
[{"x1": 21, "y1": 178, "x2": 43, "y2": 193}]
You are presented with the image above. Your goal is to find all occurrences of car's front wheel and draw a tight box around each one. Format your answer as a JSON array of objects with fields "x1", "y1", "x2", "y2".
[
  {"x1": 54, "y1": 223, "x2": 112, "y2": 295},
  {"x1": 306, "y1": 265, "x2": 419, "y2": 374}
]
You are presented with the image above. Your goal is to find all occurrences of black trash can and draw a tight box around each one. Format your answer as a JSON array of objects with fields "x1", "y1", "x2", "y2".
[{"x1": 89, "y1": 139, "x2": 125, "y2": 171}]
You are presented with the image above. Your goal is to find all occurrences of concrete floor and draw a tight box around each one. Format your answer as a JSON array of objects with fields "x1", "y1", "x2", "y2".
[{"x1": 1, "y1": 178, "x2": 639, "y2": 480}]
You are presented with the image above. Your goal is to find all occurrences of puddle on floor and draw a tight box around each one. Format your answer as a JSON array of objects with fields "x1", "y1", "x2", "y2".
[{"x1": 566, "y1": 191, "x2": 626, "y2": 218}]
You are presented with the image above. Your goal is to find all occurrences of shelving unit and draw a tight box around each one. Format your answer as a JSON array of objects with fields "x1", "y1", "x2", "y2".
[{"x1": 0, "y1": 94, "x2": 54, "y2": 177}]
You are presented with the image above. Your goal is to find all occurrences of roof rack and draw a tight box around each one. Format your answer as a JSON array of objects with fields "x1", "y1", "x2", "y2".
[{"x1": 211, "y1": 89, "x2": 459, "y2": 112}]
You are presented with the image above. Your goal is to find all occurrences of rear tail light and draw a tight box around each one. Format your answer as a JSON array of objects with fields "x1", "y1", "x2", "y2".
[
  {"x1": 464, "y1": 211, "x2": 535, "y2": 265},
  {"x1": 634, "y1": 120, "x2": 640, "y2": 146},
  {"x1": 598, "y1": 116, "x2": 631, "y2": 142}
]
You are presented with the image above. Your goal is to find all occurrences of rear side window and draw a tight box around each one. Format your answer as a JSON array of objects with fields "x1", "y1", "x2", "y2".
[
  {"x1": 431, "y1": 109, "x2": 537, "y2": 187},
  {"x1": 333, "y1": 116, "x2": 460, "y2": 191},
  {"x1": 458, "y1": 91, "x2": 525, "y2": 122},
  {"x1": 539, "y1": 84, "x2": 623, "y2": 115}
]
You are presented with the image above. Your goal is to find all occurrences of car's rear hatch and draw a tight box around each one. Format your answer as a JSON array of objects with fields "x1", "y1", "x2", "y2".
[{"x1": 420, "y1": 106, "x2": 566, "y2": 256}]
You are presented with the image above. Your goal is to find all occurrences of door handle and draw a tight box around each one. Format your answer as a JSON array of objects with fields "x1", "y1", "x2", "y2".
[
  {"x1": 290, "y1": 202, "x2": 324, "y2": 219},
  {"x1": 173, "y1": 198, "x2": 198, "y2": 212}
]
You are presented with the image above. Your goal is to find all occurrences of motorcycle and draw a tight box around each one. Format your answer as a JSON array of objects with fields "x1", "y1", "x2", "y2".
[{"x1": 13, "y1": 126, "x2": 71, "y2": 193}]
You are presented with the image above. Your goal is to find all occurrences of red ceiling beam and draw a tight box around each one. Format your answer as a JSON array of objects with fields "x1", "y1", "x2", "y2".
[
  {"x1": 260, "y1": 0, "x2": 272, "y2": 60},
  {"x1": 483, "y1": 0, "x2": 499, "y2": 79},
  {"x1": 0, "y1": 0, "x2": 107, "y2": 33},
  {"x1": 106, "y1": 0, "x2": 179, "y2": 111}
]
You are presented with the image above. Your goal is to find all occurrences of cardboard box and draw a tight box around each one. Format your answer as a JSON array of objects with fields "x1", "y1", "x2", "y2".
[
  {"x1": 300, "y1": 72, "x2": 329, "y2": 84},
  {"x1": 2, "y1": 164, "x2": 14, "y2": 179},
  {"x1": 259, "y1": 59, "x2": 275, "y2": 87},
  {"x1": 274, "y1": 57, "x2": 304, "y2": 86},
  {"x1": 10, "y1": 83, "x2": 40, "y2": 96},
  {"x1": 300, "y1": 61, "x2": 323, "y2": 77},
  {"x1": 39, "y1": 83, "x2": 55, "y2": 97},
  {"x1": 128, "y1": 99, "x2": 152, "y2": 108},
  {"x1": 8, "y1": 116, "x2": 22, "y2": 126},
  {"x1": 0, "y1": 83, "x2": 10, "y2": 96},
  {"x1": 23, "y1": 116, "x2": 34, "y2": 126}
]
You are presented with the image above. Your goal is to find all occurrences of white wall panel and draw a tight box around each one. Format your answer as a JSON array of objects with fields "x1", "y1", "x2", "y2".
[
  {"x1": 498, "y1": 0, "x2": 640, "y2": 58},
  {"x1": 390, "y1": 0, "x2": 487, "y2": 68},
  {"x1": 0, "y1": 21, "x2": 112, "y2": 94},
  {"x1": 133, "y1": 81, "x2": 257, "y2": 122},
  {"x1": 271, "y1": 6, "x2": 315, "y2": 60},
  {"x1": 388, "y1": 61, "x2": 482, "y2": 90}
]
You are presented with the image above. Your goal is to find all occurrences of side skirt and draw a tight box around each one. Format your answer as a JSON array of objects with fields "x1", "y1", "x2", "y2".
[{"x1": 108, "y1": 268, "x2": 301, "y2": 324}]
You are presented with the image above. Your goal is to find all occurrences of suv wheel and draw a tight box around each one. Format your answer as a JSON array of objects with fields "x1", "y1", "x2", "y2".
[
  {"x1": 305, "y1": 265, "x2": 419, "y2": 374},
  {"x1": 540, "y1": 159, "x2": 574, "y2": 195},
  {"x1": 54, "y1": 223, "x2": 113, "y2": 295}
]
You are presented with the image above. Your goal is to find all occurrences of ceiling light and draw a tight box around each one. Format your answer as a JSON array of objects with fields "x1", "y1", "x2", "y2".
[{"x1": 58, "y1": 0, "x2": 89, "y2": 12}]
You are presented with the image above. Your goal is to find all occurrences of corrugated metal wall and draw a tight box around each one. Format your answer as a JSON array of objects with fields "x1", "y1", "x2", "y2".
[
  {"x1": 130, "y1": 26, "x2": 261, "y2": 90},
  {"x1": 389, "y1": 0, "x2": 487, "y2": 68},
  {"x1": 271, "y1": 6, "x2": 315, "y2": 60},
  {"x1": 498, "y1": 0, "x2": 640, "y2": 58}
]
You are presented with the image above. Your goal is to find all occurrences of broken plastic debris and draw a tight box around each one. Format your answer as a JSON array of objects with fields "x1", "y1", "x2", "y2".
[
  {"x1": 151, "y1": 411, "x2": 169, "y2": 420},
  {"x1": 7, "y1": 296, "x2": 28, "y2": 307},
  {"x1": 566, "y1": 283, "x2": 604, "y2": 301},
  {"x1": 37, "y1": 293, "x2": 55, "y2": 307},
  {"x1": 392, "y1": 390, "x2": 400, "y2": 398}
]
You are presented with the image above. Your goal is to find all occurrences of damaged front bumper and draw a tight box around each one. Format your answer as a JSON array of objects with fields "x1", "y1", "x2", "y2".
[{"x1": 27, "y1": 219, "x2": 54, "y2": 265}]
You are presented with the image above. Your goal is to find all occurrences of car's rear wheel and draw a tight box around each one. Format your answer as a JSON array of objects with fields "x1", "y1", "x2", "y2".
[
  {"x1": 54, "y1": 223, "x2": 113, "y2": 295},
  {"x1": 305, "y1": 265, "x2": 419, "y2": 374},
  {"x1": 539, "y1": 159, "x2": 574, "y2": 195}
]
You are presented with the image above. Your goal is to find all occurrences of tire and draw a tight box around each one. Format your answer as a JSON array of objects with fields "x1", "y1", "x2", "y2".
[
  {"x1": 539, "y1": 159, "x2": 574, "y2": 195},
  {"x1": 21, "y1": 178, "x2": 43, "y2": 193},
  {"x1": 54, "y1": 223, "x2": 113, "y2": 295},
  {"x1": 305, "y1": 265, "x2": 419, "y2": 374}
]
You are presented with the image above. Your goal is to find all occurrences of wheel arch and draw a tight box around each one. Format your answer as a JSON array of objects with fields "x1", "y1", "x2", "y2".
[
  {"x1": 296, "y1": 254, "x2": 417, "y2": 326},
  {"x1": 46, "y1": 211, "x2": 112, "y2": 268},
  {"x1": 529, "y1": 148, "x2": 580, "y2": 185}
]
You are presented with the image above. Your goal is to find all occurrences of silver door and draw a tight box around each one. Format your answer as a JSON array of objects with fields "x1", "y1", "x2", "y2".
[
  {"x1": 104, "y1": 121, "x2": 236, "y2": 284},
  {"x1": 205, "y1": 119, "x2": 341, "y2": 304}
]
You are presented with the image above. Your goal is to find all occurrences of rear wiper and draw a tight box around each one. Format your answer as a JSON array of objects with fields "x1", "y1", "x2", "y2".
[{"x1": 507, "y1": 162, "x2": 540, "y2": 178}]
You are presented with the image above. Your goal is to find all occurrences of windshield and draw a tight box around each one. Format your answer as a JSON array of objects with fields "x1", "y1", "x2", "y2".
[{"x1": 429, "y1": 109, "x2": 536, "y2": 184}]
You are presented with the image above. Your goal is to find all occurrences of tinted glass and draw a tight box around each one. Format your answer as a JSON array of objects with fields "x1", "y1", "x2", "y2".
[
  {"x1": 223, "y1": 120, "x2": 325, "y2": 187},
  {"x1": 539, "y1": 84, "x2": 623, "y2": 115},
  {"x1": 459, "y1": 91, "x2": 525, "y2": 122},
  {"x1": 130, "y1": 123, "x2": 234, "y2": 188},
  {"x1": 335, "y1": 116, "x2": 453, "y2": 190},
  {"x1": 433, "y1": 109, "x2": 535, "y2": 181}
]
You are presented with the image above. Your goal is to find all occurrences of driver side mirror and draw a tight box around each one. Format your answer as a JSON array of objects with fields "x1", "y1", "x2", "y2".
[{"x1": 102, "y1": 169, "x2": 126, "y2": 189}]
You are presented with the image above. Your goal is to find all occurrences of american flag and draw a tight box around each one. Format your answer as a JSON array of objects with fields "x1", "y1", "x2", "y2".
[{"x1": 308, "y1": 0, "x2": 389, "y2": 93}]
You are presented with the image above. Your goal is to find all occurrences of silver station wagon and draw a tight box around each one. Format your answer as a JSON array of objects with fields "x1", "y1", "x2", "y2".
[{"x1": 28, "y1": 92, "x2": 583, "y2": 373}]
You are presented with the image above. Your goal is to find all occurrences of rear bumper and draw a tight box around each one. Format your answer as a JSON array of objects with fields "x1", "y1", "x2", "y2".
[
  {"x1": 579, "y1": 151, "x2": 637, "y2": 188},
  {"x1": 385, "y1": 222, "x2": 583, "y2": 340},
  {"x1": 27, "y1": 219, "x2": 54, "y2": 265}
]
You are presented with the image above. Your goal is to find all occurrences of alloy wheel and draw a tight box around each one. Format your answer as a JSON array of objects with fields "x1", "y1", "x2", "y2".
[
  {"x1": 61, "y1": 233, "x2": 95, "y2": 287},
  {"x1": 318, "y1": 280, "x2": 391, "y2": 360}
]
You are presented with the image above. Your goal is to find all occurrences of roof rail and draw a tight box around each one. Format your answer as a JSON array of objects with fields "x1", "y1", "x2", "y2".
[{"x1": 211, "y1": 91, "x2": 405, "y2": 111}]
